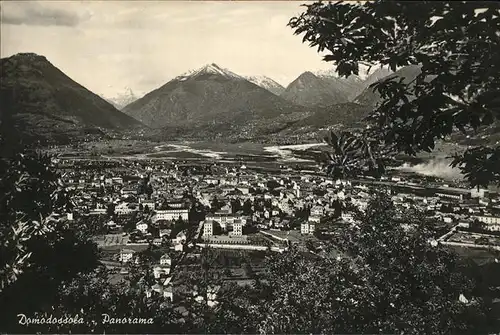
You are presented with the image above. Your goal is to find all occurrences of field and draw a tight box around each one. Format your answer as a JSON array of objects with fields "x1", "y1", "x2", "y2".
[
  {"x1": 451, "y1": 245, "x2": 500, "y2": 265},
  {"x1": 448, "y1": 231, "x2": 500, "y2": 246}
]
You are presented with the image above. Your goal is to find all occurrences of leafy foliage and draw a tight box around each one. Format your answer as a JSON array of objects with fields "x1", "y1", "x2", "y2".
[
  {"x1": 322, "y1": 130, "x2": 387, "y2": 179},
  {"x1": 289, "y1": 1, "x2": 500, "y2": 186},
  {"x1": 221, "y1": 195, "x2": 494, "y2": 334},
  {"x1": 0, "y1": 152, "x2": 99, "y2": 332},
  {"x1": 28, "y1": 268, "x2": 183, "y2": 334}
]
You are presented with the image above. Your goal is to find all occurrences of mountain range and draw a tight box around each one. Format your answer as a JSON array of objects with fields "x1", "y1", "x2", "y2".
[
  {"x1": 3, "y1": 52, "x2": 433, "y2": 145},
  {"x1": 0, "y1": 53, "x2": 144, "y2": 145},
  {"x1": 121, "y1": 63, "x2": 311, "y2": 140}
]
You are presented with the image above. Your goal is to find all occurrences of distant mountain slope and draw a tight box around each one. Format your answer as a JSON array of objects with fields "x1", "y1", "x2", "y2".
[
  {"x1": 361, "y1": 67, "x2": 394, "y2": 88},
  {"x1": 354, "y1": 65, "x2": 421, "y2": 107},
  {"x1": 275, "y1": 102, "x2": 371, "y2": 142},
  {"x1": 314, "y1": 69, "x2": 365, "y2": 101},
  {"x1": 245, "y1": 75, "x2": 285, "y2": 96},
  {"x1": 280, "y1": 71, "x2": 350, "y2": 107},
  {"x1": 0, "y1": 53, "x2": 143, "y2": 144},
  {"x1": 292, "y1": 102, "x2": 370, "y2": 129},
  {"x1": 122, "y1": 63, "x2": 309, "y2": 139}
]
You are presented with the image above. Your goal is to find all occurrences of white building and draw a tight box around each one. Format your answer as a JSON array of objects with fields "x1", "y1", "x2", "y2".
[
  {"x1": 174, "y1": 231, "x2": 187, "y2": 245},
  {"x1": 153, "y1": 266, "x2": 171, "y2": 279},
  {"x1": 475, "y1": 215, "x2": 500, "y2": 225},
  {"x1": 308, "y1": 215, "x2": 321, "y2": 223},
  {"x1": 160, "y1": 254, "x2": 172, "y2": 266},
  {"x1": 471, "y1": 188, "x2": 488, "y2": 199},
  {"x1": 112, "y1": 177, "x2": 123, "y2": 185},
  {"x1": 155, "y1": 208, "x2": 189, "y2": 222},
  {"x1": 140, "y1": 199, "x2": 156, "y2": 211},
  {"x1": 115, "y1": 203, "x2": 137, "y2": 215},
  {"x1": 475, "y1": 215, "x2": 500, "y2": 231},
  {"x1": 301, "y1": 222, "x2": 315, "y2": 235},
  {"x1": 310, "y1": 206, "x2": 324, "y2": 216},
  {"x1": 164, "y1": 286, "x2": 173, "y2": 301},
  {"x1": 341, "y1": 212, "x2": 354, "y2": 223},
  {"x1": 205, "y1": 213, "x2": 247, "y2": 230},
  {"x1": 230, "y1": 221, "x2": 243, "y2": 236},
  {"x1": 203, "y1": 221, "x2": 213, "y2": 237},
  {"x1": 136, "y1": 221, "x2": 148, "y2": 234},
  {"x1": 120, "y1": 249, "x2": 135, "y2": 263},
  {"x1": 436, "y1": 193, "x2": 463, "y2": 201}
]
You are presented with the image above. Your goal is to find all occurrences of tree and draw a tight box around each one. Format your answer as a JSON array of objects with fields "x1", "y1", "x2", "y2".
[
  {"x1": 211, "y1": 196, "x2": 222, "y2": 212},
  {"x1": 242, "y1": 199, "x2": 253, "y2": 215},
  {"x1": 28, "y1": 268, "x2": 183, "y2": 334},
  {"x1": 212, "y1": 221, "x2": 223, "y2": 236},
  {"x1": 289, "y1": 1, "x2": 500, "y2": 187},
  {"x1": 0, "y1": 152, "x2": 99, "y2": 332},
  {"x1": 225, "y1": 195, "x2": 494, "y2": 335},
  {"x1": 107, "y1": 202, "x2": 116, "y2": 218},
  {"x1": 230, "y1": 198, "x2": 242, "y2": 213}
]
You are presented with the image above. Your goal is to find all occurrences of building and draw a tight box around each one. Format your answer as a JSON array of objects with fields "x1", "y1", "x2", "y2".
[
  {"x1": 160, "y1": 254, "x2": 172, "y2": 266},
  {"x1": 115, "y1": 203, "x2": 138, "y2": 215},
  {"x1": 153, "y1": 266, "x2": 171, "y2": 279},
  {"x1": 205, "y1": 213, "x2": 247, "y2": 230},
  {"x1": 443, "y1": 217, "x2": 453, "y2": 224},
  {"x1": 120, "y1": 249, "x2": 136, "y2": 263},
  {"x1": 471, "y1": 188, "x2": 488, "y2": 199},
  {"x1": 121, "y1": 187, "x2": 138, "y2": 196},
  {"x1": 203, "y1": 221, "x2": 213, "y2": 237},
  {"x1": 308, "y1": 215, "x2": 321, "y2": 223},
  {"x1": 154, "y1": 205, "x2": 189, "y2": 222},
  {"x1": 174, "y1": 231, "x2": 187, "y2": 245},
  {"x1": 140, "y1": 199, "x2": 156, "y2": 211},
  {"x1": 341, "y1": 212, "x2": 355, "y2": 223},
  {"x1": 475, "y1": 215, "x2": 500, "y2": 225},
  {"x1": 89, "y1": 208, "x2": 107, "y2": 216},
  {"x1": 301, "y1": 221, "x2": 315, "y2": 235},
  {"x1": 475, "y1": 215, "x2": 500, "y2": 231},
  {"x1": 436, "y1": 192, "x2": 463, "y2": 201},
  {"x1": 230, "y1": 220, "x2": 243, "y2": 236},
  {"x1": 112, "y1": 177, "x2": 123, "y2": 185},
  {"x1": 164, "y1": 286, "x2": 173, "y2": 301},
  {"x1": 159, "y1": 229, "x2": 171, "y2": 238},
  {"x1": 136, "y1": 220, "x2": 148, "y2": 234},
  {"x1": 310, "y1": 206, "x2": 324, "y2": 216}
]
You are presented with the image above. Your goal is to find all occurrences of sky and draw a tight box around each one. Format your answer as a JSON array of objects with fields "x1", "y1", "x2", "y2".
[{"x1": 0, "y1": 0, "x2": 350, "y2": 97}]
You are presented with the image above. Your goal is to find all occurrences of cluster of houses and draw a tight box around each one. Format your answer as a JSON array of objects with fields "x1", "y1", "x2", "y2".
[{"x1": 56, "y1": 157, "x2": 500, "y2": 302}]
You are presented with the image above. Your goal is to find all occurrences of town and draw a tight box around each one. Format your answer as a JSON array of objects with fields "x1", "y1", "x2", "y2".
[{"x1": 52, "y1": 153, "x2": 500, "y2": 306}]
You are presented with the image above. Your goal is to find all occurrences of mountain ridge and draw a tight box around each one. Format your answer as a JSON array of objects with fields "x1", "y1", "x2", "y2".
[
  {"x1": 280, "y1": 71, "x2": 350, "y2": 107},
  {"x1": 0, "y1": 52, "x2": 144, "y2": 145},
  {"x1": 121, "y1": 63, "x2": 312, "y2": 139},
  {"x1": 245, "y1": 75, "x2": 285, "y2": 96}
]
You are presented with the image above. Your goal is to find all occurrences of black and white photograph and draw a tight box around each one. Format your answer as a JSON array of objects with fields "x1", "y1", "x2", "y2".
[{"x1": 1, "y1": 0, "x2": 500, "y2": 334}]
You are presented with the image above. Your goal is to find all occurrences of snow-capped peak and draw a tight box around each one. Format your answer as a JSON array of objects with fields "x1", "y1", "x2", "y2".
[
  {"x1": 314, "y1": 68, "x2": 363, "y2": 82},
  {"x1": 102, "y1": 87, "x2": 138, "y2": 110},
  {"x1": 246, "y1": 75, "x2": 281, "y2": 87},
  {"x1": 245, "y1": 75, "x2": 285, "y2": 95},
  {"x1": 175, "y1": 63, "x2": 244, "y2": 81}
]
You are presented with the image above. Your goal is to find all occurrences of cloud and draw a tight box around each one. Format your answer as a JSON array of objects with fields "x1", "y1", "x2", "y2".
[{"x1": 1, "y1": 2, "x2": 91, "y2": 27}]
